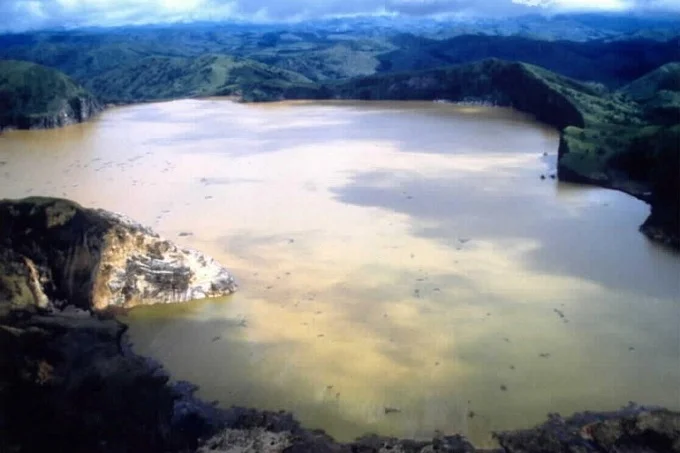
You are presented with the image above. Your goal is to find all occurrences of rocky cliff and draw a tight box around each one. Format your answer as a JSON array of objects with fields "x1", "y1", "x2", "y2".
[
  {"x1": 0, "y1": 197, "x2": 237, "y2": 313},
  {"x1": 315, "y1": 59, "x2": 586, "y2": 131},
  {"x1": 0, "y1": 60, "x2": 102, "y2": 131}
]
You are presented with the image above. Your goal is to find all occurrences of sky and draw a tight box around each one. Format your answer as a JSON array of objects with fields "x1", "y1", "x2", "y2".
[{"x1": 1, "y1": 0, "x2": 679, "y2": 32}]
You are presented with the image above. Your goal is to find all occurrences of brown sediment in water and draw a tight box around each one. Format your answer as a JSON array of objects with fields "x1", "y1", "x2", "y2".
[{"x1": 1, "y1": 99, "x2": 678, "y2": 448}]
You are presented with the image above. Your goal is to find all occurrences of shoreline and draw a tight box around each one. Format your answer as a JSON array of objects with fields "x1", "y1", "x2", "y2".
[{"x1": 2, "y1": 304, "x2": 677, "y2": 452}]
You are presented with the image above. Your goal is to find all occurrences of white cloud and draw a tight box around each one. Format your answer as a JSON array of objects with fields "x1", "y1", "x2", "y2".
[
  {"x1": 513, "y1": 0, "x2": 631, "y2": 9},
  {"x1": 0, "y1": 0, "x2": 678, "y2": 32}
]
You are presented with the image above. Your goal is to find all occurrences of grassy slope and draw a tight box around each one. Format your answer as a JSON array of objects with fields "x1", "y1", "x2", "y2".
[
  {"x1": 0, "y1": 59, "x2": 99, "y2": 128},
  {"x1": 558, "y1": 62, "x2": 680, "y2": 187},
  {"x1": 87, "y1": 54, "x2": 315, "y2": 103}
]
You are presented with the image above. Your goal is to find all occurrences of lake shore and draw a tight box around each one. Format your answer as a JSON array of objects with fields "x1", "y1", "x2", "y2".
[{"x1": 1, "y1": 100, "x2": 678, "y2": 449}]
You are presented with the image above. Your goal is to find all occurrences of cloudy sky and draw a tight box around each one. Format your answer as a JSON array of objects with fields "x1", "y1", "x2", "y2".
[{"x1": 1, "y1": 0, "x2": 679, "y2": 32}]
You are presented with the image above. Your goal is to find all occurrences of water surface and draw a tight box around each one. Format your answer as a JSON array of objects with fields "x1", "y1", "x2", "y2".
[{"x1": 1, "y1": 100, "x2": 678, "y2": 447}]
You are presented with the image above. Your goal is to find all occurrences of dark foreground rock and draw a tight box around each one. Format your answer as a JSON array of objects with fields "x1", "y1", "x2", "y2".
[
  {"x1": 1, "y1": 305, "x2": 678, "y2": 453},
  {"x1": 0, "y1": 197, "x2": 237, "y2": 313},
  {"x1": 496, "y1": 405, "x2": 680, "y2": 453},
  {"x1": 0, "y1": 308, "x2": 223, "y2": 453}
]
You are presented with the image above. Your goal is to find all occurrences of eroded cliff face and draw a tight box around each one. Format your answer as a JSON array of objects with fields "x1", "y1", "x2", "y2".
[
  {"x1": 14, "y1": 95, "x2": 104, "y2": 130},
  {"x1": 0, "y1": 197, "x2": 236, "y2": 312}
]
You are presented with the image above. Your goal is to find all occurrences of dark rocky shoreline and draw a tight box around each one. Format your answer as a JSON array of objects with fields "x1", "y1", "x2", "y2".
[{"x1": 1, "y1": 306, "x2": 678, "y2": 453}]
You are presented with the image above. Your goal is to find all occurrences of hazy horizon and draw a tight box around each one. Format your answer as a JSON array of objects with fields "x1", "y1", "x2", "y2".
[{"x1": 2, "y1": 0, "x2": 680, "y2": 33}]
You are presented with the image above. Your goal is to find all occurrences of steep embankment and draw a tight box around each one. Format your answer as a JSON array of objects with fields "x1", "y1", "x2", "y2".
[
  {"x1": 319, "y1": 59, "x2": 586, "y2": 130},
  {"x1": 0, "y1": 60, "x2": 102, "y2": 130},
  {"x1": 0, "y1": 197, "x2": 237, "y2": 314},
  {"x1": 557, "y1": 62, "x2": 680, "y2": 248}
]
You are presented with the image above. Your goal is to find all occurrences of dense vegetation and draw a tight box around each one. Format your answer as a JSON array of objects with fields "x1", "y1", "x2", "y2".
[
  {"x1": 87, "y1": 54, "x2": 314, "y2": 103},
  {"x1": 1, "y1": 15, "x2": 679, "y2": 100},
  {"x1": 0, "y1": 60, "x2": 100, "y2": 130},
  {"x1": 376, "y1": 35, "x2": 680, "y2": 87}
]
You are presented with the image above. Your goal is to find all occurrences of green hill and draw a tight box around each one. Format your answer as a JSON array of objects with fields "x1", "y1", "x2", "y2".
[
  {"x1": 87, "y1": 54, "x2": 315, "y2": 103},
  {"x1": 622, "y1": 62, "x2": 680, "y2": 101},
  {"x1": 376, "y1": 35, "x2": 680, "y2": 87},
  {"x1": 0, "y1": 60, "x2": 101, "y2": 130}
]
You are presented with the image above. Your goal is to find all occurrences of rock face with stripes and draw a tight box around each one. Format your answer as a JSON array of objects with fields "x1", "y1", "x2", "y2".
[{"x1": 0, "y1": 197, "x2": 236, "y2": 313}]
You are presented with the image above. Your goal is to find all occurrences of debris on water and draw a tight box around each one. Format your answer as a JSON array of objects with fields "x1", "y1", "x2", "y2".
[
  {"x1": 384, "y1": 407, "x2": 402, "y2": 415},
  {"x1": 327, "y1": 385, "x2": 334, "y2": 390},
  {"x1": 459, "y1": 238, "x2": 470, "y2": 244},
  {"x1": 543, "y1": 152, "x2": 548, "y2": 156},
  {"x1": 550, "y1": 174, "x2": 556, "y2": 179},
  {"x1": 539, "y1": 353, "x2": 551, "y2": 358},
  {"x1": 414, "y1": 289, "x2": 421, "y2": 298},
  {"x1": 629, "y1": 347, "x2": 635, "y2": 351},
  {"x1": 317, "y1": 334, "x2": 325, "y2": 338},
  {"x1": 554, "y1": 308, "x2": 566, "y2": 319},
  {"x1": 178, "y1": 232, "x2": 193, "y2": 237},
  {"x1": 336, "y1": 393, "x2": 341, "y2": 399},
  {"x1": 486, "y1": 312, "x2": 492, "y2": 317},
  {"x1": 468, "y1": 411, "x2": 476, "y2": 419},
  {"x1": 238, "y1": 318, "x2": 248, "y2": 327},
  {"x1": 204, "y1": 196, "x2": 213, "y2": 200},
  {"x1": 509, "y1": 365, "x2": 515, "y2": 370},
  {"x1": 504, "y1": 337, "x2": 511, "y2": 343},
  {"x1": 433, "y1": 288, "x2": 441, "y2": 292},
  {"x1": 540, "y1": 174, "x2": 546, "y2": 180},
  {"x1": 288, "y1": 239, "x2": 295, "y2": 244},
  {"x1": 435, "y1": 362, "x2": 440, "y2": 366},
  {"x1": 410, "y1": 253, "x2": 415, "y2": 259},
  {"x1": 266, "y1": 286, "x2": 273, "y2": 290},
  {"x1": 500, "y1": 385, "x2": 508, "y2": 391},
  {"x1": 211, "y1": 336, "x2": 221, "y2": 342}
]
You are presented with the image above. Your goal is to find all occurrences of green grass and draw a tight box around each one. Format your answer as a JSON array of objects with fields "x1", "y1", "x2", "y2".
[
  {"x1": 87, "y1": 54, "x2": 314, "y2": 103},
  {"x1": 0, "y1": 60, "x2": 98, "y2": 128}
]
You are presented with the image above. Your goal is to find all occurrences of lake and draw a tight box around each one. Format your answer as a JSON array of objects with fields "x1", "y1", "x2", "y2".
[{"x1": 0, "y1": 99, "x2": 678, "y2": 447}]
